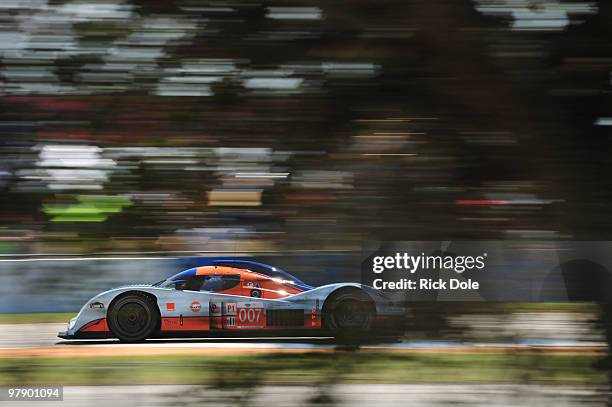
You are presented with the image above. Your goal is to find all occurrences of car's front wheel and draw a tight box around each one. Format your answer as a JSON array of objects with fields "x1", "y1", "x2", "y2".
[{"x1": 107, "y1": 293, "x2": 159, "y2": 342}]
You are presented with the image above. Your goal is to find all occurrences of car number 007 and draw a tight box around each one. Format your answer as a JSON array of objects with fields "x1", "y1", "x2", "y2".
[{"x1": 238, "y1": 308, "x2": 261, "y2": 323}]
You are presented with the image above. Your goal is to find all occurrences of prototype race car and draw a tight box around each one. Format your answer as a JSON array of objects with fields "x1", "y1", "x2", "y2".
[{"x1": 58, "y1": 260, "x2": 404, "y2": 342}]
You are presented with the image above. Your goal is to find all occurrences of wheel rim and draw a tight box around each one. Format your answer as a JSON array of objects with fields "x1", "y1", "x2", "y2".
[
  {"x1": 115, "y1": 302, "x2": 149, "y2": 336},
  {"x1": 333, "y1": 299, "x2": 368, "y2": 330}
]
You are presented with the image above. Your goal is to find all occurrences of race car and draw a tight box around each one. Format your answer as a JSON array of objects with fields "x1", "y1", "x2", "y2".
[{"x1": 58, "y1": 260, "x2": 404, "y2": 342}]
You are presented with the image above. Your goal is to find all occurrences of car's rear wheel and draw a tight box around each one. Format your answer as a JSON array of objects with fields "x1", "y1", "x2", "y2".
[
  {"x1": 324, "y1": 290, "x2": 375, "y2": 337},
  {"x1": 107, "y1": 293, "x2": 159, "y2": 342}
]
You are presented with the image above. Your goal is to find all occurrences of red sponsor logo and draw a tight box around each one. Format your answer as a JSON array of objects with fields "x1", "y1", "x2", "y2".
[
  {"x1": 191, "y1": 301, "x2": 201, "y2": 312},
  {"x1": 166, "y1": 302, "x2": 175, "y2": 311}
]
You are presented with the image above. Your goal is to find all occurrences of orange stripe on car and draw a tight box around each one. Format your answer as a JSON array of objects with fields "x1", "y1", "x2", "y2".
[
  {"x1": 161, "y1": 316, "x2": 210, "y2": 331},
  {"x1": 80, "y1": 318, "x2": 109, "y2": 332}
]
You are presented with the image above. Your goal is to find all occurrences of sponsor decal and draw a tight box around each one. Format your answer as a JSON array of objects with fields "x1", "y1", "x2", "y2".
[
  {"x1": 161, "y1": 314, "x2": 210, "y2": 331},
  {"x1": 190, "y1": 301, "x2": 201, "y2": 312},
  {"x1": 225, "y1": 303, "x2": 237, "y2": 314},
  {"x1": 225, "y1": 315, "x2": 236, "y2": 327},
  {"x1": 89, "y1": 302, "x2": 104, "y2": 309},
  {"x1": 166, "y1": 302, "x2": 175, "y2": 311},
  {"x1": 164, "y1": 318, "x2": 179, "y2": 327},
  {"x1": 247, "y1": 281, "x2": 261, "y2": 288},
  {"x1": 210, "y1": 301, "x2": 223, "y2": 323}
]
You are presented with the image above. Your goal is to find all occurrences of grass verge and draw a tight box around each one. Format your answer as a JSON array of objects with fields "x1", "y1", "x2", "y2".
[
  {"x1": 0, "y1": 351, "x2": 604, "y2": 386},
  {"x1": 0, "y1": 313, "x2": 74, "y2": 324}
]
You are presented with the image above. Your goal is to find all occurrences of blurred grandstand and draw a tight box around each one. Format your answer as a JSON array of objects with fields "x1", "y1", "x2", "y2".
[{"x1": 0, "y1": 0, "x2": 611, "y2": 259}]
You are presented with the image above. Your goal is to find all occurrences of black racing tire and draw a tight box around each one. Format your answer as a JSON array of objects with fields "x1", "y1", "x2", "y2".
[
  {"x1": 323, "y1": 290, "x2": 375, "y2": 337},
  {"x1": 107, "y1": 293, "x2": 159, "y2": 342}
]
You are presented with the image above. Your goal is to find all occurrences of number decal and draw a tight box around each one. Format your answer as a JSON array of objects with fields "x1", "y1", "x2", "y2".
[
  {"x1": 238, "y1": 308, "x2": 262, "y2": 323},
  {"x1": 234, "y1": 302, "x2": 265, "y2": 328},
  {"x1": 222, "y1": 302, "x2": 265, "y2": 329}
]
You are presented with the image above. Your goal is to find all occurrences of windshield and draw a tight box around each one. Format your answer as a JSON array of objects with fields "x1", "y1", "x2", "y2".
[{"x1": 154, "y1": 268, "x2": 197, "y2": 288}]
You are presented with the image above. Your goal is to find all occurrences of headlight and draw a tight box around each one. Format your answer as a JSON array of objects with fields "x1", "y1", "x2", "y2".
[{"x1": 68, "y1": 318, "x2": 76, "y2": 330}]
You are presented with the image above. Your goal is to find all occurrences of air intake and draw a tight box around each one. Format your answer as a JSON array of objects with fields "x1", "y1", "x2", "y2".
[{"x1": 266, "y1": 309, "x2": 304, "y2": 327}]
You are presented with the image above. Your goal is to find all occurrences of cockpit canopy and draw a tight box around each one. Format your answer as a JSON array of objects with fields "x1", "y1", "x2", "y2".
[
  {"x1": 210, "y1": 260, "x2": 311, "y2": 290},
  {"x1": 154, "y1": 260, "x2": 313, "y2": 298}
]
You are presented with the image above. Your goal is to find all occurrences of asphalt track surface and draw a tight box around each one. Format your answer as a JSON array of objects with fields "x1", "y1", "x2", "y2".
[
  {"x1": 1, "y1": 384, "x2": 607, "y2": 407},
  {"x1": 0, "y1": 324, "x2": 607, "y2": 406},
  {"x1": 0, "y1": 323, "x2": 606, "y2": 355}
]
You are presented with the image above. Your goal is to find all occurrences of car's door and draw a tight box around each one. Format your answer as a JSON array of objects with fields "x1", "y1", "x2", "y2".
[{"x1": 159, "y1": 278, "x2": 211, "y2": 331}]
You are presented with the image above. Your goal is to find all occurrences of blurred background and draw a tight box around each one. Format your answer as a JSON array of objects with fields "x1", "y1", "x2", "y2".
[{"x1": 1, "y1": 0, "x2": 612, "y2": 405}]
